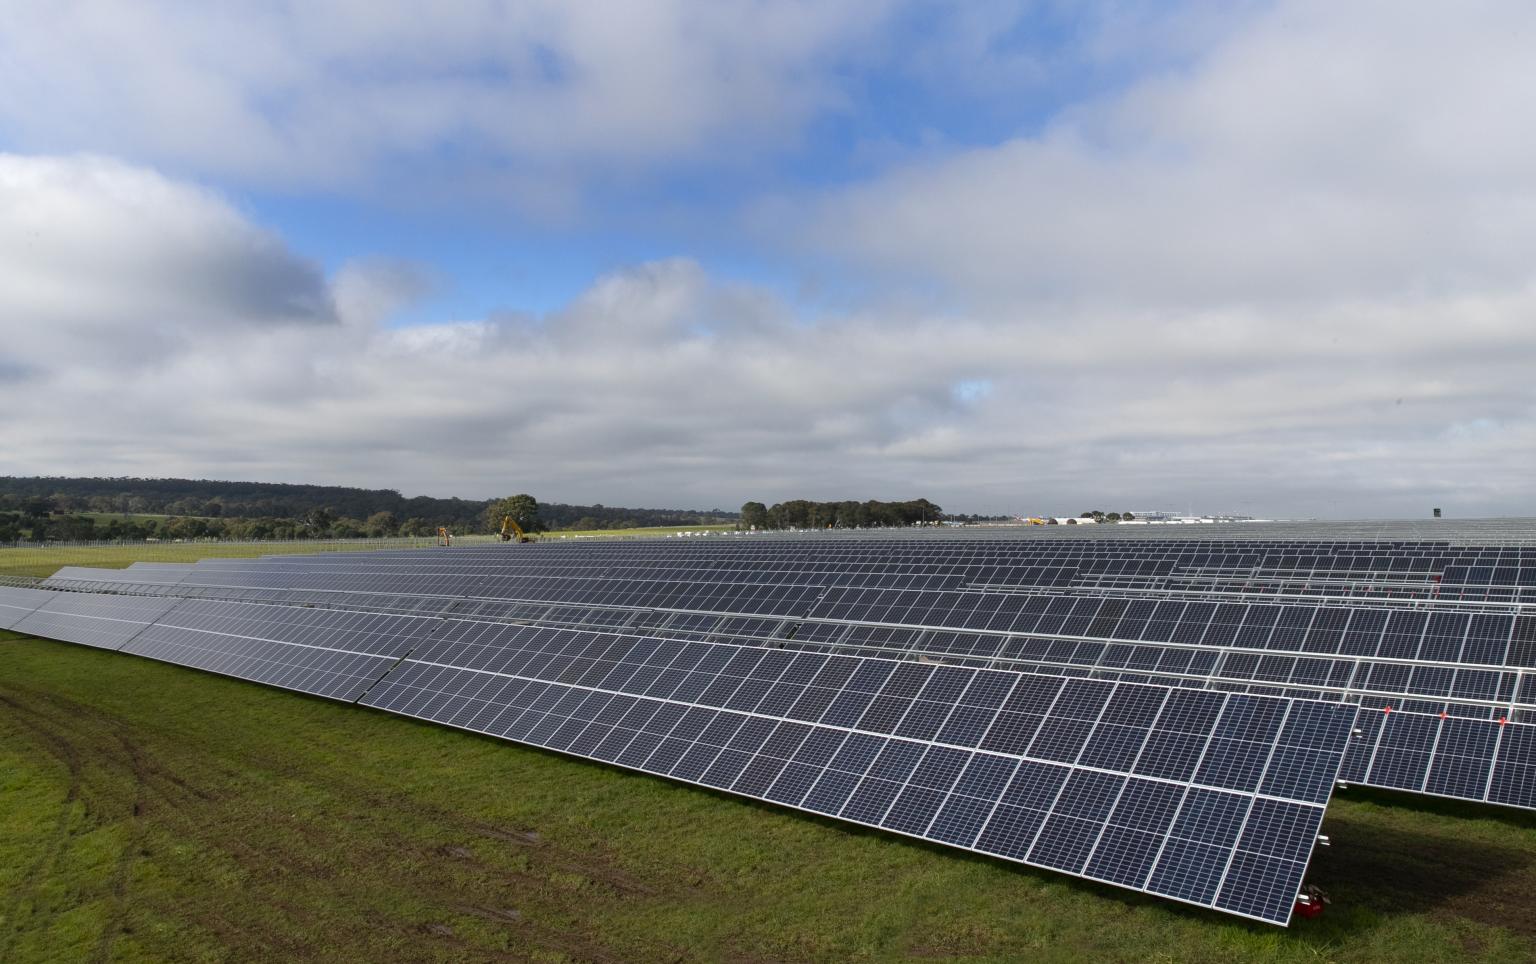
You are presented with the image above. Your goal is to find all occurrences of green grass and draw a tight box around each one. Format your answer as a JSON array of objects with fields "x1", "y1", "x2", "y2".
[
  {"x1": 3, "y1": 635, "x2": 1536, "y2": 962},
  {"x1": 0, "y1": 527, "x2": 736, "y2": 580}
]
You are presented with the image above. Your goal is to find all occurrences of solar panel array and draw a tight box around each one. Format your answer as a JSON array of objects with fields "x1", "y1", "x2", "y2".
[{"x1": 16, "y1": 531, "x2": 1536, "y2": 925}]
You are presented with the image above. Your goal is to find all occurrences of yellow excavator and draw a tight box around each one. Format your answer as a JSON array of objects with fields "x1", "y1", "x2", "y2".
[
  {"x1": 436, "y1": 526, "x2": 453, "y2": 547},
  {"x1": 500, "y1": 516, "x2": 535, "y2": 543}
]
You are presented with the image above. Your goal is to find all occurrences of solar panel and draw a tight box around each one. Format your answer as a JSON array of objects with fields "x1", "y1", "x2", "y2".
[
  {"x1": 0, "y1": 585, "x2": 59, "y2": 630},
  {"x1": 1337, "y1": 706, "x2": 1536, "y2": 809},
  {"x1": 120, "y1": 598, "x2": 444, "y2": 701},
  {"x1": 0, "y1": 583, "x2": 60, "y2": 629},
  {"x1": 357, "y1": 617, "x2": 1355, "y2": 924},
  {"x1": 13, "y1": 592, "x2": 182, "y2": 649}
]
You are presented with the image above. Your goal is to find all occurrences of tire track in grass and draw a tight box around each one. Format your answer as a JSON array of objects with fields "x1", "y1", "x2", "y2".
[
  {"x1": 89, "y1": 732, "x2": 151, "y2": 963},
  {"x1": 0, "y1": 691, "x2": 88, "y2": 962}
]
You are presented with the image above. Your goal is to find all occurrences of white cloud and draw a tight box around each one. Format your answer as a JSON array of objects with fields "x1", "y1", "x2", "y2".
[
  {"x1": 0, "y1": 154, "x2": 997, "y2": 506},
  {"x1": 0, "y1": 0, "x2": 893, "y2": 196},
  {"x1": 805, "y1": 1, "x2": 1536, "y2": 309},
  {"x1": 0, "y1": 153, "x2": 335, "y2": 366},
  {"x1": 3, "y1": 150, "x2": 1534, "y2": 517}
]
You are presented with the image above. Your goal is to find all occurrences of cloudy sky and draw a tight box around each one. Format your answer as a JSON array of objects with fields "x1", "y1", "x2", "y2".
[{"x1": 2, "y1": 0, "x2": 1534, "y2": 518}]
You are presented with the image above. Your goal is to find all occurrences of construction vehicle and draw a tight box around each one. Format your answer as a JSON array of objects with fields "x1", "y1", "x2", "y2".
[
  {"x1": 436, "y1": 527, "x2": 453, "y2": 547},
  {"x1": 500, "y1": 515, "x2": 535, "y2": 543},
  {"x1": 1025, "y1": 517, "x2": 1049, "y2": 525}
]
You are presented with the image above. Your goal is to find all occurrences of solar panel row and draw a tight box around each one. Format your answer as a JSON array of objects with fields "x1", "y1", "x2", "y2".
[
  {"x1": 52, "y1": 558, "x2": 1531, "y2": 718},
  {"x1": 359, "y1": 616, "x2": 1357, "y2": 924},
  {"x1": 6, "y1": 581, "x2": 1353, "y2": 924}
]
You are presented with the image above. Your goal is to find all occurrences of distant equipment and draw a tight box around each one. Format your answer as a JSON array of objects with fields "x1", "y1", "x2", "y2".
[
  {"x1": 500, "y1": 515, "x2": 535, "y2": 543},
  {"x1": 1434, "y1": 507, "x2": 1442, "y2": 518},
  {"x1": 436, "y1": 527, "x2": 452, "y2": 547}
]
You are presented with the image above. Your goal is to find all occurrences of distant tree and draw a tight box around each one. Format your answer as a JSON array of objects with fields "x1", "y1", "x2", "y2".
[
  {"x1": 243, "y1": 518, "x2": 278, "y2": 540},
  {"x1": 330, "y1": 517, "x2": 364, "y2": 539},
  {"x1": 304, "y1": 507, "x2": 335, "y2": 533},
  {"x1": 364, "y1": 511, "x2": 399, "y2": 537},
  {"x1": 1106, "y1": 512, "x2": 1122, "y2": 522},
  {"x1": 399, "y1": 517, "x2": 430, "y2": 537},
  {"x1": 1121, "y1": 511, "x2": 1135, "y2": 521},
  {"x1": 485, "y1": 494, "x2": 544, "y2": 533},
  {"x1": 739, "y1": 501, "x2": 769, "y2": 529}
]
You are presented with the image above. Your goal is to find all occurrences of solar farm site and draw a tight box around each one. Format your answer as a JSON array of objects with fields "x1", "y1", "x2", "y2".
[{"x1": 6, "y1": 522, "x2": 1536, "y2": 959}]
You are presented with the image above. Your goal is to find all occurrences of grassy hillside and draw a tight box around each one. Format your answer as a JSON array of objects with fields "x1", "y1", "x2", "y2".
[{"x1": 3, "y1": 633, "x2": 1535, "y2": 962}]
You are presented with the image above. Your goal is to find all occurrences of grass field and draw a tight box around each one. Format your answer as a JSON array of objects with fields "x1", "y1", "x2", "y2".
[
  {"x1": 3, "y1": 633, "x2": 1536, "y2": 962},
  {"x1": 0, "y1": 526, "x2": 736, "y2": 580}
]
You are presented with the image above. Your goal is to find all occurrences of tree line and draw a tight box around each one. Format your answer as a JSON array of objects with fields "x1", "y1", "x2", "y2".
[
  {"x1": 739, "y1": 498, "x2": 943, "y2": 530},
  {"x1": 0, "y1": 477, "x2": 734, "y2": 543}
]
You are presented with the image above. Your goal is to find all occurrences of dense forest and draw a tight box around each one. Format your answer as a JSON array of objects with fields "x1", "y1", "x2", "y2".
[{"x1": 0, "y1": 477, "x2": 735, "y2": 543}]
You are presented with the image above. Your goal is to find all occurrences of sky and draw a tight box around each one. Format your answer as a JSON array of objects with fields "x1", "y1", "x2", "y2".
[{"x1": 2, "y1": 0, "x2": 1534, "y2": 518}]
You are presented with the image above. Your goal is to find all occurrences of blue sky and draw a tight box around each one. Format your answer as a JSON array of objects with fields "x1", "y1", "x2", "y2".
[
  {"x1": 3, "y1": 1, "x2": 1535, "y2": 517},
  {"x1": 221, "y1": 1, "x2": 1193, "y2": 321}
]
